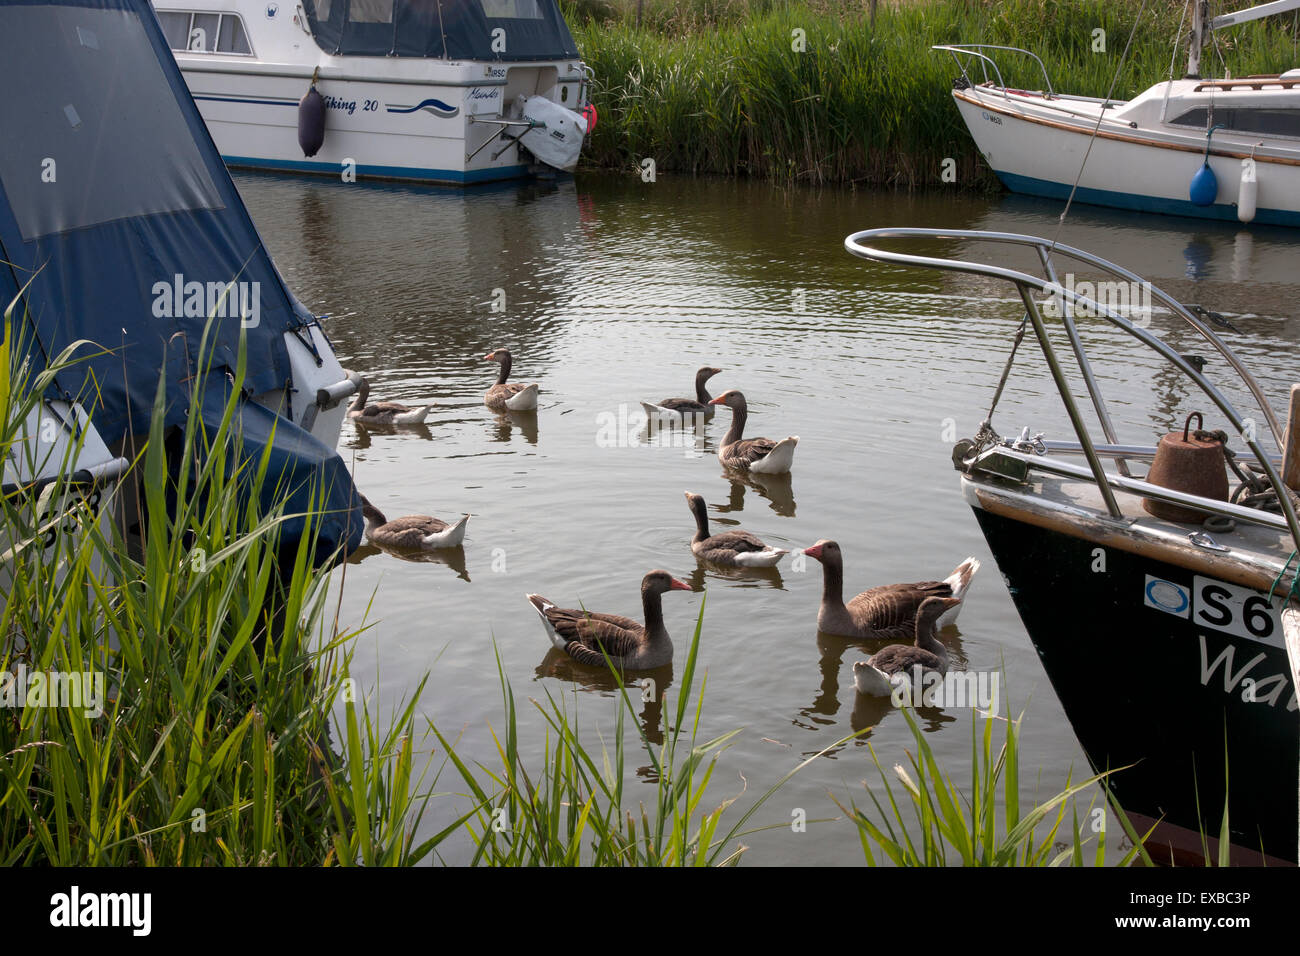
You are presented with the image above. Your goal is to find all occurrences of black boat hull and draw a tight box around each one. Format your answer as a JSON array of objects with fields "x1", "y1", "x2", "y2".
[{"x1": 973, "y1": 505, "x2": 1298, "y2": 865}]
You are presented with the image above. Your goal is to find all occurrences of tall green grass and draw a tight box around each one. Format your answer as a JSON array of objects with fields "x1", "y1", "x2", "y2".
[
  {"x1": 0, "y1": 302, "x2": 435, "y2": 865},
  {"x1": 840, "y1": 704, "x2": 1157, "y2": 865},
  {"x1": 567, "y1": 0, "x2": 1300, "y2": 185}
]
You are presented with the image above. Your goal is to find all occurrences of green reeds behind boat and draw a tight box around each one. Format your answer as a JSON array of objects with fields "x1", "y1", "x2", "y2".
[{"x1": 566, "y1": 0, "x2": 1298, "y2": 185}]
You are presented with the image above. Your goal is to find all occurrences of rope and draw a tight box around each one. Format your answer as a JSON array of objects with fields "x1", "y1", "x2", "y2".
[
  {"x1": 970, "y1": 313, "x2": 1030, "y2": 453},
  {"x1": 1051, "y1": 0, "x2": 1149, "y2": 250},
  {"x1": 1268, "y1": 550, "x2": 1300, "y2": 605}
]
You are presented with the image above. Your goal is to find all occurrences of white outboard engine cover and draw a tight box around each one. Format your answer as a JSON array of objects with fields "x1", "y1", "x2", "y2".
[{"x1": 516, "y1": 94, "x2": 588, "y2": 172}]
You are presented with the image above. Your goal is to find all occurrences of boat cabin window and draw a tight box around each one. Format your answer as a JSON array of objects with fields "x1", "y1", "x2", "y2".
[
  {"x1": 303, "y1": 0, "x2": 580, "y2": 60},
  {"x1": 156, "y1": 10, "x2": 253, "y2": 55},
  {"x1": 0, "y1": 4, "x2": 223, "y2": 240},
  {"x1": 1170, "y1": 107, "x2": 1300, "y2": 138},
  {"x1": 348, "y1": 0, "x2": 393, "y2": 22}
]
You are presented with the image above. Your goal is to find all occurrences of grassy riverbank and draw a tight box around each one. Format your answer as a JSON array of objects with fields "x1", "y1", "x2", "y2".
[{"x1": 565, "y1": 0, "x2": 1300, "y2": 185}]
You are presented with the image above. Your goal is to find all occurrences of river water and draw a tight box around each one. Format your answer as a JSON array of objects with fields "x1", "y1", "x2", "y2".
[{"x1": 235, "y1": 170, "x2": 1300, "y2": 865}]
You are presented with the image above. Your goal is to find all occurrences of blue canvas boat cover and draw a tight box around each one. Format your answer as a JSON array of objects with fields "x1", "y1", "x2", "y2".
[
  {"x1": 0, "y1": 0, "x2": 362, "y2": 559},
  {"x1": 304, "y1": 0, "x2": 581, "y2": 60}
]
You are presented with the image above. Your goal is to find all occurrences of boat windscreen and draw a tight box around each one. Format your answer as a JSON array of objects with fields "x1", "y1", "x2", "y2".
[
  {"x1": 304, "y1": 0, "x2": 581, "y2": 60},
  {"x1": 0, "y1": 5, "x2": 223, "y2": 240}
]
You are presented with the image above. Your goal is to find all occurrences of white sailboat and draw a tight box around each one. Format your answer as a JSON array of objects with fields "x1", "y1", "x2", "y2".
[
  {"x1": 150, "y1": 0, "x2": 594, "y2": 184},
  {"x1": 941, "y1": 0, "x2": 1300, "y2": 226}
]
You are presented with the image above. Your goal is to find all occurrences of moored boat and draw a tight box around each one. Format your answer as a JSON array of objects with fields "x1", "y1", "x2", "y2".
[
  {"x1": 0, "y1": 0, "x2": 364, "y2": 579},
  {"x1": 149, "y1": 0, "x2": 594, "y2": 184},
  {"x1": 846, "y1": 225, "x2": 1300, "y2": 865},
  {"x1": 940, "y1": 0, "x2": 1300, "y2": 227}
]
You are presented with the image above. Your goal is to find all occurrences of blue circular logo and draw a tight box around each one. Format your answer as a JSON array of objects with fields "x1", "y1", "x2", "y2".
[{"x1": 1146, "y1": 579, "x2": 1188, "y2": 613}]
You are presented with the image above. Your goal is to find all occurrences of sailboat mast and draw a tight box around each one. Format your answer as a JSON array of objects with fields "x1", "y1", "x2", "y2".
[{"x1": 1186, "y1": 0, "x2": 1209, "y2": 79}]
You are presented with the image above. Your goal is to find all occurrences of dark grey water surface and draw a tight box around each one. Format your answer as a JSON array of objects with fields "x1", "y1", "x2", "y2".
[{"x1": 235, "y1": 171, "x2": 1300, "y2": 865}]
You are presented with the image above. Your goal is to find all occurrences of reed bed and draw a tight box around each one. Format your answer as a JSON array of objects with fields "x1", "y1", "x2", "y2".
[
  {"x1": 0, "y1": 308, "x2": 434, "y2": 865},
  {"x1": 566, "y1": 0, "x2": 1300, "y2": 185}
]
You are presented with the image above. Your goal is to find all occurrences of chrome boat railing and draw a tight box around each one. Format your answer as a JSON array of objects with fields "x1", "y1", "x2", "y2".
[
  {"x1": 843, "y1": 227, "x2": 1300, "y2": 558},
  {"x1": 932, "y1": 44, "x2": 1057, "y2": 98}
]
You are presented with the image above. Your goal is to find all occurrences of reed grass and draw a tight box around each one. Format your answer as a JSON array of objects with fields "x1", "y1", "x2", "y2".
[
  {"x1": 839, "y1": 703, "x2": 1158, "y2": 866},
  {"x1": 566, "y1": 0, "x2": 1300, "y2": 185},
  {"x1": 431, "y1": 598, "x2": 855, "y2": 865},
  {"x1": 0, "y1": 300, "x2": 437, "y2": 865}
]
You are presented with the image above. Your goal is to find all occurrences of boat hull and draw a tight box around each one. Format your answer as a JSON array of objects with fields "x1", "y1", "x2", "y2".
[
  {"x1": 954, "y1": 89, "x2": 1300, "y2": 227},
  {"x1": 970, "y1": 492, "x2": 1298, "y2": 864},
  {"x1": 177, "y1": 61, "x2": 581, "y2": 184}
]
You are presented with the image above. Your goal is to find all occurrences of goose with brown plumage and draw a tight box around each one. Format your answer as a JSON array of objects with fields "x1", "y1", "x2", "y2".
[
  {"x1": 708, "y1": 389, "x2": 797, "y2": 474},
  {"x1": 526, "y1": 570, "x2": 693, "y2": 669},
  {"x1": 685, "y1": 491, "x2": 787, "y2": 567},
  {"x1": 347, "y1": 378, "x2": 431, "y2": 425},
  {"x1": 361, "y1": 495, "x2": 469, "y2": 550},
  {"x1": 641, "y1": 366, "x2": 722, "y2": 422},
  {"x1": 852, "y1": 596, "x2": 961, "y2": 696},
  {"x1": 483, "y1": 347, "x2": 539, "y2": 411},
  {"x1": 802, "y1": 539, "x2": 978, "y2": 640}
]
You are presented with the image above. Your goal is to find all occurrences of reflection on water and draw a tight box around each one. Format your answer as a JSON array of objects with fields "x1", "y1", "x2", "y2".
[
  {"x1": 347, "y1": 542, "x2": 472, "y2": 582},
  {"x1": 532, "y1": 651, "x2": 672, "y2": 750},
  {"x1": 234, "y1": 170, "x2": 1300, "y2": 866}
]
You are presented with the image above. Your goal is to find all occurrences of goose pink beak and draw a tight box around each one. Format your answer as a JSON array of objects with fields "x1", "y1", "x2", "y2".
[
  {"x1": 483, "y1": 353, "x2": 494, "y2": 361},
  {"x1": 802, "y1": 544, "x2": 823, "y2": 560},
  {"x1": 670, "y1": 578, "x2": 692, "y2": 591}
]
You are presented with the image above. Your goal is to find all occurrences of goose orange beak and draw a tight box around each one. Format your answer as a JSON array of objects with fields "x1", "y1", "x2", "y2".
[
  {"x1": 707, "y1": 396, "x2": 724, "y2": 405},
  {"x1": 483, "y1": 353, "x2": 494, "y2": 361},
  {"x1": 670, "y1": 578, "x2": 693, "y2": 591}
]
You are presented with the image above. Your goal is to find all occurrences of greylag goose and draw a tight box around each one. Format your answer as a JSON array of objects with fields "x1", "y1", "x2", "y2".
[
  {"x1": 483, "y1": 348, "x2": 539, "y2": 411},
  {"x1": 802, "y1": 539, "x2": 978, "y2": 640},
  {"x1": 640, "y1": 366, "x2": 722, "y2": 422},
  {"x1": 852, "y1": 596, "x2": 961, "y2": 696},
  {"x1": 685, "y1": 491, "x2": 787, "y2": 567},
  {"x1": 347, "y1": 378, "x2": 431, "y2": 425},
  {"x1": 360, "y1": 494, "x2": 469, "y2": 550},
  {"x1": 708, "y1": 390, "x2": 797, "y2": 474},
  {"x1": 525, "y1": 570, "x2": 692, "y2": 669}
]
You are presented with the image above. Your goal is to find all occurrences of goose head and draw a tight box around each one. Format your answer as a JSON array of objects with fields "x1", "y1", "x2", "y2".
[
  {"x1": 357, "y1": 494, "x2": 386, "y2": 528},
  {"x1": 642, "y1": 569, "x2": 693, "y2": 596},
  {"x1": 483, "y1": 347, "x2": 512, "y2": 364},
  {"x1": 800, "y1": 539, "x2": 841, "y2": 567},
  {"x1": 696, "y1": 366, "x2": 723, "y2": 384},
  {"x1": 683, "y1": 491, "x2": 709, "y2": 533},
  {"x1": 917, "y1": 595, "x2": 962, "y2": 629},
  {"x1": 707, "y1": 389, "x2": 747, "y2": 411}
]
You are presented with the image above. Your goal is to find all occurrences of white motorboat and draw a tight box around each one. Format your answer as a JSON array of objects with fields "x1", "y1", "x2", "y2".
[
  {"x1": 940, "y1": 0, "x2": 1300, "y2": 227},
  {"x1": 150, "y1": 0, "x2": 594, "y2": 184}
]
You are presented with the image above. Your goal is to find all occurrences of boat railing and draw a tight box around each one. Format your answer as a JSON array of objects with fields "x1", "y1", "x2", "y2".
[
  {"x1": 843, "y1": 226, "x2": 1300, "y2": 557},
  {"x1": 932, "y1": 44, "x2": 1056, "y2": 99}
]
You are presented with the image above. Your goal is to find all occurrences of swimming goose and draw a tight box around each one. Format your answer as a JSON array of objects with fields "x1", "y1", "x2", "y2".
[
  {"x1": 641, "y1": 366, "x2": 722, "y2": 422},
  {"x1": 802, "y1": 539, "x2": 978, "y2": 640},
  {"x1": 852, "y1": 596, "x2": 960, "y2": 696},
  {"x1": 708, "y1": 390, "x2": 797, "y2": 474},
  {"x1": 360, "y1": 495, "x2": 469, "y2": 550},
  {"x1": 684, "y1": 491, "x2": 787, "y2": 567},
  {"x1": 525, "y1": 570, "x2": 692, "y2": 669},
  {"x1": 347, "y1": 378, "x2": 431, "y2": 425},
  {"x1": 483, "y1": 348, "x2": 539, "y2": 411}
]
